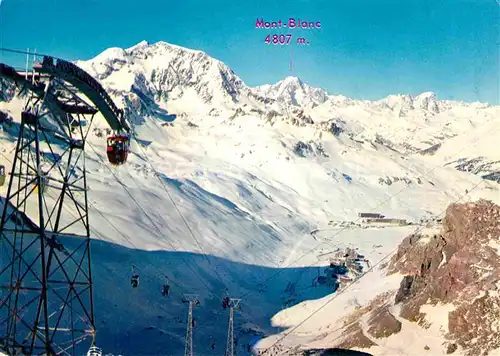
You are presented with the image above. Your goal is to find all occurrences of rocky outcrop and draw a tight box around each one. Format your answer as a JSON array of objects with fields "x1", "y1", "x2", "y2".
[
  {"x1": 263, "y1": 110, "x2": 279, "y2": 123},
  {"x1": 389, "y1": 200, "x2": 500, "y2": 355},
  {"x1": 366, "y1": 305, "x2": 402, "y2": 338},
  {"x1": 419, "y1": 143, "x2": 442, "y2": 156},
  {"x1": 378, "y1": 176, "x2": 422, "y2": 186},
  {"x1": 333, "y1": 292, "x2": 400, "y2": 349},
  {"x1": 329, "y1": 200, "x2": 500, "y2": 355},
  {"x1": 316, "y1": 118, "x2": 345, "y2": 136},
  {"x1": 337, "y1": 323, "x2": 377, "y2": 349},
  {"x1": 444, "y1": 157, "x2": 500, "y2": 184},
  {"x1": 264, "y1": 107, "x2": 314, "y2": 127},
  {"x1": 228, "y1": 107, "x2": 245, "y2": 121},
  {"x1": 293, "y1": 141, "x2": 329, "y2": 158}
]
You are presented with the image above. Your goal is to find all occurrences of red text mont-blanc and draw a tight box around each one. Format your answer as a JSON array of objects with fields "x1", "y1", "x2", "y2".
[{"x1": 255, "y1": 18, "x2": 321, "y2": 29}]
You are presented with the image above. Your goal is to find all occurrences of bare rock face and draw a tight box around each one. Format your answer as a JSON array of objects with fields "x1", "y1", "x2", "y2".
[
  {"x1": 332, "y1": 292, "x2": 399, "y2": 350},
  {"x1": 389, "y1": 199, "x2": 500, "y2": 355},
  {"x1": 448, "y1": 292, "x2": 500, "y2": 356},
  {"x1": 366, "y1": 305, "x2": 402, "y2": 338},
  {"x1": 446, "y1": 343, "x2": 458, "y2": 354},
  {"x1": 312, "y1": 200, "x2": 499, "y2": 356},
  {"x1": 337, "y1": 323, "x2": 377, "y2": 349},
  {"x1": 264, "y1": 107, "x2": 314, "y2": 127}
]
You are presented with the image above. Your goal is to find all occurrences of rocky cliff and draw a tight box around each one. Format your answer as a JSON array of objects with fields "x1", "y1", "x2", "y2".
[
  {"x1": 389, "y1": 199, "x2": 500, "y2": 355},
  {"x1": 332, "y1": 200, "x2": 500, "y2": 355}
]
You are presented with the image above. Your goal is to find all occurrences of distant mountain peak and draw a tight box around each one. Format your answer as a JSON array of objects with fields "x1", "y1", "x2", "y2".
[
  {"x1": 255, "y1": 76, "x2": 328, "y2": 108},
  {"x1": 75, "y1": 40, "x2": 495, "y2": 136},
  {"x1": 416, "y1": 91, "x2": 436, "y2": 99},
  {"x1": 378, "y1": 91, "x2": 440, "y2": 115},
  {"x1": 77, "y1": 40, "x2": 250, "y2": 112},
  {"x1": 127, "y1": 40, "x2": 150, "y2": 50},
  {"x1": 280, "y1": 76, "x2": 303, "y2": 85},
  {"x1": 130, "y1": 40, "x2": 208, "y2": 58}
]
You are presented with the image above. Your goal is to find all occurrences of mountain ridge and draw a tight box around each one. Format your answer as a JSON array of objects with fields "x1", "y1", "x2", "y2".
[
  {"x1": 78, "y1": 40, "x2": 494, "y2": 108},
  {"x1": 74, "y1": 40, "x2": 499, "y2": 158}
]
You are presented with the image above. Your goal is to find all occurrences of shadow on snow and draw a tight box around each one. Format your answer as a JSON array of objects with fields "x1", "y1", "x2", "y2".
[
  {"x1": 0, "y1": 226, "x2": 336, "y2": 356},
  {"x1": 89, "y1": 240, "x2": 335, "y2": 355},
  {"x1": 0, "y1": 170, "x2": 339, "y2": 355}
]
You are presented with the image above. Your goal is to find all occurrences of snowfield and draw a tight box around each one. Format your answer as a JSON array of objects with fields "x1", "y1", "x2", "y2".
[{"x1": 0, "y1": 40, "x2": 499, "y2": 355}]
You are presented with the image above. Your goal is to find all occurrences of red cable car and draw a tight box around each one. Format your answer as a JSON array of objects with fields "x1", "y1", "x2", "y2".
[{"x1": 106, "y1": 135, "x2": 130, "y2": 165}]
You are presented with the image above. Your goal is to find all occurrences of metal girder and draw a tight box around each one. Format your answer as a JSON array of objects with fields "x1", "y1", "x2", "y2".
[{"x1": 34, "y1": 57, "x2": 130, "y2": 133}]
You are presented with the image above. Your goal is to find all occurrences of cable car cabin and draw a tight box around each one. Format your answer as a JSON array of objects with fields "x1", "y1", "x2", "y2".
[
  {"x1": 131, "y1": 274, "x2": 139, "y2": 288},
  {"x1": 0, "y1": 165, "x2": 5, "y2": 186},
  {"x1": 107, "y1": 135, "x2": 130, "y2": 165}
]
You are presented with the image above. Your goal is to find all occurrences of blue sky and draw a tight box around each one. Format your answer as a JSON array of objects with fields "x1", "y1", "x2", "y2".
[{"x1": 0, "y1": 0, "x2": 498, "y2": 104}]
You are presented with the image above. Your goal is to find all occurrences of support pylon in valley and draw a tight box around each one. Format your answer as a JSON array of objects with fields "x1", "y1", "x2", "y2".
[
  {"x1": 182, "y1": 294, "x2": 200, "y2": 356},
  {"x1": 225, "y1": 298, "x2": 241, "y2": 356}
]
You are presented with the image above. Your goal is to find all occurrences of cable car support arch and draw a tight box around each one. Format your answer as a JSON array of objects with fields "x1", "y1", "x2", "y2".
[{"x1": 0, "y1": 51, "x2": 131, "y2": 355}]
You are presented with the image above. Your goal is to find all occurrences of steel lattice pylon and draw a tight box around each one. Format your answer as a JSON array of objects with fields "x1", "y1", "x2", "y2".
[
  {"x1": 0, "y1": 65, "x2": 99, "y2": 355},
  {"x1": 225, "y1": 298, "x2": 240, "y2": 356},
  {"x1": 182, "y1": 294, "x2": 199, "y2": 356}
]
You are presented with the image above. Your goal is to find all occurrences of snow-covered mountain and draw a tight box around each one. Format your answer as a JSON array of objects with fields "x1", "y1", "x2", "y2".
[
  {"x1": 254, "y1": 76, "x2": 329, "y2": 108},
  {"x1": 75, "y1": 41, "x2": 500, "y2": 159},
  {"x1": 0, "y1": 40, "x2": 499, "y2": 355},
  {"x1": 75, "y1": 40, "x2": 278, "y2": 118}
]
